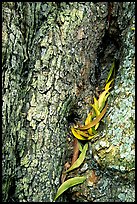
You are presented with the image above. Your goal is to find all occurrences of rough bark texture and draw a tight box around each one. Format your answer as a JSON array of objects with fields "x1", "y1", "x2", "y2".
[{"x1": 2, "y1": 2, "x2": 135, "y2": 202}]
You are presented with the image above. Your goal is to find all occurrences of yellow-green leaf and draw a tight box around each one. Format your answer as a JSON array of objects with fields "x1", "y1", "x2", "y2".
[
  {"x1": 131, "y1": 27, "x2": 135, "y2": 31},
  {"x1": 105, "y1": 79, "x2": 114, "y2": 91},
  {"x1": 106, "y1": 61, "x2": 115, "y2": 83},
  {"x1": 54, "y1": 176, "x2": 86, "y2": 201},
  {"x1": 65, "y1": 143, "x2": 88, "y2": 173},
  {"x1": 98, "y1": 90, "x2": 109, "y2": 111},
  {"x1": 90, "y1": 104, "x2": 100, "y2": 130},
  {"x1": 85, "y1": 112, "x2": 93, "y2": 125},
  {"x1": 76, "y1": 103, "x2": 107, "y2": 130},
  {"x1": 86, "y1": 134, "x2": 98, "y2": 140},
  {"x1": 100, "y1": 93, "x2": 110, "y2": 111},
  {"x1": 85, "y1": 111, "x2": 95, "y2": 135},
  {"x1": 93, "y1": 96, "x2": 99, "y2": 109},
  {"x1": 91, "y1": 104, "x2": 100, "y2": 116}
]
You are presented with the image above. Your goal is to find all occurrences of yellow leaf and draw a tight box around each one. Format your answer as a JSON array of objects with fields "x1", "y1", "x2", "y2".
[
  {"x1": 94, "y1": 123, "x2": 99, "y2": 130},
  {"x1": 54, "y1": 176, "x2": 86, "y2": 201},
  {"x1": 71, "y1": 127, "x2": 89, "y2": 140},
  {"x1": 72, "y1": 128, "x2": 96, "y2": 140},
  {"x1": 75, "y1": 129, "x2": 93, "y2": 137},
  {"x1": 87, "y1": 128, "x2": 93, "y2": 135},
  {"x1": 85, "y1": 112, "x2": 93, "y2": 125}
]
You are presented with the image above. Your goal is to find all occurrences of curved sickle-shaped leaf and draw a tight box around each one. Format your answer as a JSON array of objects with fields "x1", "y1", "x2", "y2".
[
  {"x1": 78, "y1": 141, "x2": 83, "y2": 152},
  {"x1": 106, "y1": 61, "x2": 115, "y2": 83},
  {"x1": 71, "y1": 127, "x2": 96, "y2": 140},
  {"x1": 65, "y1": 143, "x2": 88, "y2": 173},
  {"x1": 98, "y1": 90, "x2": 109, "y2": 110},
  {"x1": 76, "y1": 103, "x2": 108, "y2": 130},
  {"x1": 85, "y1": 112, "x2": 94, "y2": 135},
  {"x1": 105, "y1": 79, "x2": 114, "y2": 91},
  {"x1": 71, "y1": 127, "x2": 88, "y2": 140},
  {"x1": 90, "y1": 104, "x2": 100, "y2": 130},
  {"x1": 54, "y1": 176, "x2": 86, "y2": 201},
  {"x1": 93, "y1": 96, "x2": 99, "y2": 109},
  {"x1": 85, "y1": 112, "x2": 93, "y2": 125},
  {"x1": 88, "y1": 128, "x2": 93, "y2": 135},
  {"x1": 75, "y1": 129, "x2": 93, "y2": 137}
]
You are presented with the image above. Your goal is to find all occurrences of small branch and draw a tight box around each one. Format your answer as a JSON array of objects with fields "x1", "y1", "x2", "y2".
[{"x1": 71, "y1": 138, "x2": 79, "y2": 166}]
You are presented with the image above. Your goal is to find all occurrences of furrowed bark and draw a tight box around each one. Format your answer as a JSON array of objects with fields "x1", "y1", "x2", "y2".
[{"x1": 2, "y1": 2, "x2": 135, "y2": 202}]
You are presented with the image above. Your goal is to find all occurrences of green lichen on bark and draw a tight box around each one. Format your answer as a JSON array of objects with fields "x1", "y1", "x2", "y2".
[
  {"x1": 2, "y1": 2, "x2": 105, "y2": 202},
  {"x1": 67, "y1": 2, "x2": 135, "y2": 202},
  {"x1": 92, "y1": 13, "x2": 135, "y2": 173}
]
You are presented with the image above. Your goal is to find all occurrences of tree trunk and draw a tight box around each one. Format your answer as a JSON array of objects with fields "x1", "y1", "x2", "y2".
[{"x1": 2, "y1": 2, "x2": 135, "y2": 202}]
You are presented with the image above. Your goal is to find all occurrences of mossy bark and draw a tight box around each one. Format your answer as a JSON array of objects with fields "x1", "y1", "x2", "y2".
[{"x1": 2, "y1": 2, "x2": 135, "y2": 202}]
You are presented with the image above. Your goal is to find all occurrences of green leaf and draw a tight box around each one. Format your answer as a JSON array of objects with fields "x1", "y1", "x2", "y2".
[
  {"x1": 78, "y1": 141, "x2": 83, "y2": 152},
  {"x1": 54, "y1": 176, "x2": 86, "y2": 201},
  {"x1": 65, "y1": 143, "x2": 88, "y2": 173},
  {"x1": 91, "y1": 126, "x2": 98, "y2": 135},
  {"x1": 106, "y1": 61, "x2": 115, "y2": 83}
]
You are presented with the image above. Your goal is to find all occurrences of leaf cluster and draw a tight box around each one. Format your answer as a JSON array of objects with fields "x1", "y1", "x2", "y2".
[{"x1": 54, "y1": 61, "x2": 115, "y2": 201}]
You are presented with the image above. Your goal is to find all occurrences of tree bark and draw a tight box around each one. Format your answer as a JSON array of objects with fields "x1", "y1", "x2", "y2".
[{"x1": 2, "y1": 2, "x2": 135, "y2": 202}]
